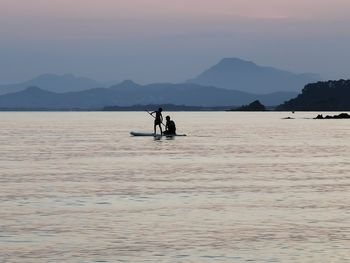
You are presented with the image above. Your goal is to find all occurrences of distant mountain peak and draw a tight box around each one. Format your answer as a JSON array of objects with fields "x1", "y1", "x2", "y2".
[{"x1": 188, "y1": 58, "x2": 321, "y2": 94}]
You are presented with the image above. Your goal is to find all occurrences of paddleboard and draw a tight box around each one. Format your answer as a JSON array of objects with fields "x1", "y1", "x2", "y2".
[{"x1": 130, "y1": 132, "x2": 186, "y2": 137}]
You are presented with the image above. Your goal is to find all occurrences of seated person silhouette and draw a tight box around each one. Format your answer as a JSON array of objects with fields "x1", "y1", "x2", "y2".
[{"x1": 163, "y1": 116, "x2": 176, "y2": 135}]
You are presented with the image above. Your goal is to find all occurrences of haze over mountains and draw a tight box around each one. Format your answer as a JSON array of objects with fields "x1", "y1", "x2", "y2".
[
  {"x1": 0, "y1": 74, "x2": 107, "y2": 95},
  {"x1": 0, "y1": 58, "x2": 322, "y2": 109}
]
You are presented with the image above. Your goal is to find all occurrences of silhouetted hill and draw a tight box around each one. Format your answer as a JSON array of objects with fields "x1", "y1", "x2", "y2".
[
  {"x1": 0, "y1": 81, "x2": 298, "y2": 110},
  {"x1": 188, "y1": 58, "x2": 321, "y2": 94},
  {"x1": 276, "y1": 80, "x2": 350, "y2": 111},
  {"x1": 314, "y1": 113, "x2": 350, "y2": 119},
  {"x1": 233, "y1": 100, "x2": 266, "y2": 111},
  {"x1": 0, "y1": 74, "x2": 105, "y2": 95}
]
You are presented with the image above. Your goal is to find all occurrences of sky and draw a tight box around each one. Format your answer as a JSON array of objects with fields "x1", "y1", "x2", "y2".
[{"x1": 1, "y1": 0, "x2": 350, "y2": 84}]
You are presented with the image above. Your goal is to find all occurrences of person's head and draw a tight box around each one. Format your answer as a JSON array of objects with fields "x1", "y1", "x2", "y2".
[
  {"x1": 166, "y1": 115, "x2": 170, "y2": 121},
  {"x1": 158, "y1": 107, "x2": 163, "y2": 112}
]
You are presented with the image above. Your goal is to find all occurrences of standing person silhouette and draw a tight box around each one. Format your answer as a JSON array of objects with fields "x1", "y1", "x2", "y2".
[{"x1": 151, "y1": 107, "x2": 163, "y2": 134}]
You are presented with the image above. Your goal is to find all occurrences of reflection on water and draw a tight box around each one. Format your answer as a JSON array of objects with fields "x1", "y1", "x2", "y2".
[{"x1": 1, "y1": 112, "x2": 350, "y2": 262}]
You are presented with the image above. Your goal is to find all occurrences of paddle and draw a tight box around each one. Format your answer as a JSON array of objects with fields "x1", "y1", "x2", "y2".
[{"x1": 145, "y1": 110, "x2": 166, "y2": 127}]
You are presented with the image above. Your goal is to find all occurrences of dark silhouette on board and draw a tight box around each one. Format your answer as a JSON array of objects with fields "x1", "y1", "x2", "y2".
[
  {"x1": 163, "y1": 116, "x2": 177, "y2": 135},
  {"x1": 150, "y1": 108, "x2": 163, "y2": 134}
]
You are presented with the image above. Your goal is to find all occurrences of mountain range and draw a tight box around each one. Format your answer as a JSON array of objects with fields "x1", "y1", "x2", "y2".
[
  {"x1": 0, "y1": 81, "x2": 297, "y2": 110},
  {"x1": 0, "y1": 58, "x2": 322, "y2": 109}
]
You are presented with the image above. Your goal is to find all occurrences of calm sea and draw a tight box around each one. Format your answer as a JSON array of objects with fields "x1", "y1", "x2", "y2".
[{"x1": 1, "y1": 112, "x2": 350, "y2": 262}]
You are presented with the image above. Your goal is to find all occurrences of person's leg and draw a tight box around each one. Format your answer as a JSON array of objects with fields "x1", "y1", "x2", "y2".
[
  {"x1": 159, "y1": 124, "x2": 163, "y2": 134},
  {"x1": 154, "y1": 123, "x2": 157, "y2": 134}
]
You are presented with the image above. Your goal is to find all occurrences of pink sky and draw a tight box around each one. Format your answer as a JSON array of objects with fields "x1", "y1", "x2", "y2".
[{"x1": 2, "y1": 0, "x2": 350, "y2": 20}]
